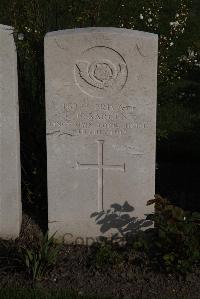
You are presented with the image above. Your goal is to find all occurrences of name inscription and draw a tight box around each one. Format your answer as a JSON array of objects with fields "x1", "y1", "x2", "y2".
[{"x1": 47, "y1": 101, "x2": 149, "y2": 137}]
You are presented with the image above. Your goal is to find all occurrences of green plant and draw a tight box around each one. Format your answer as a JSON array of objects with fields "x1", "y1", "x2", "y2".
[
  {"x1": 20, "y1": 232, "x2": 61, "y2": 280},
  {"x1": 146, "y1": 194, "x2": 200, "y2": 274},
  {"x1": 94, "y1": 243, "x2": 123, "y2": 268}
]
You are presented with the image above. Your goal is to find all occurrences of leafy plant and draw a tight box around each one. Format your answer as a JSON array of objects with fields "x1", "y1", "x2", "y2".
[
  {"x1": 94, "y1": 243, "x2": 123, "y2": 268},
  {"x1": 20, "y1": 232, "x2": 61, "y2": 280},
  {"x1": 146, "y1": 194, "x2": 200, "y2": 274}
]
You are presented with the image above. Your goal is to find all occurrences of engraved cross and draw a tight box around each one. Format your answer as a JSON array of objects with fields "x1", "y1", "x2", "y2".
[{"x1": 76, "y1": 140, "x2": 125, "y2": 211}]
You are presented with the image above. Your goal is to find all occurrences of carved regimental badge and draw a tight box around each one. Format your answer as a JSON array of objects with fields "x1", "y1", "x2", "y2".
[{"x1": 75, "y1": 46, "x2": 128, "y2": 98}]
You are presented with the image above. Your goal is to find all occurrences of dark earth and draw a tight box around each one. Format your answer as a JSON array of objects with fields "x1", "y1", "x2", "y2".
[{"x1": 0, "y1": 215, "x2": 200, "y2": 299}]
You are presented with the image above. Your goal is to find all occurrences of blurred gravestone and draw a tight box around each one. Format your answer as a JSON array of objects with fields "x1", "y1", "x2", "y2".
[
  {"x1": 0, "y1": 25, "x2": 21, "y2": 239},
  {"x1": 45, "y1": 28, "x2": 158, "y2": 243}
]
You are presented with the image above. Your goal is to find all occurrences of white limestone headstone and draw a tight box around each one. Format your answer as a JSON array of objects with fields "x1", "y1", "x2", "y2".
[
  {"x1": 0, "y1": 25, "x2": 21, "y2": 239},
  {"x1": 45, "y1": 28, "x2": 158, "y2": 243}
]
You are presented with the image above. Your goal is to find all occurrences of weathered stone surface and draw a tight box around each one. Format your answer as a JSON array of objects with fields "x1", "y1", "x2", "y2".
[
  {"x1": 45, "y1": 27, "x2": 158, "y2": 243},
  {"x1": 0, "y1": 25, "x2": 21, "y2": 239}
]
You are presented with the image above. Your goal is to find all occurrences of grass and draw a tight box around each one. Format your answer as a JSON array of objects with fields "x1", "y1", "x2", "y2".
[
  {"x1": 0, "y1": 289, "x2": 108, "y2": 299},
  {"x1": 0, "y1": 289, "x2": 192, "y2": 299}
]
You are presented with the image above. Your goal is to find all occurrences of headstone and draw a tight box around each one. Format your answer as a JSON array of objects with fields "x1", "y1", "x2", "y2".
[
  {"x1": 0, "y1": 25, "x2": 21, "y2": 239},
  {"x1": 45, "y1": 28, "x2": 158, "y2": 243}
]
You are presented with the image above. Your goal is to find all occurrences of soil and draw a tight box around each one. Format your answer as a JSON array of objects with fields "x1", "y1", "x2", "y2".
[{"x1": 0, "y1": 214, "x2": 200, "y2": 299}]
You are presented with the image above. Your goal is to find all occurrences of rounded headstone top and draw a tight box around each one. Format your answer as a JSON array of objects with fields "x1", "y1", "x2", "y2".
[{"x1": 45, "y1": 27, "x2": 157, "y2": 39}]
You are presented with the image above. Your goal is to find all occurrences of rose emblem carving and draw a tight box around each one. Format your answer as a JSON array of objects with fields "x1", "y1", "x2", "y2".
[{"x1": 75, "y1": 46, "x2": 128, "y2": 98}]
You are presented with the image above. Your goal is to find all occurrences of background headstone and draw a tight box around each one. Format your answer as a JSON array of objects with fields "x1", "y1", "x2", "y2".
[
  {"x1": 45, "y1": 28, "x2": 158, "y2": 243},
  {"x1": 0, "y1": 25, "x2": 21, "y2": 239}
]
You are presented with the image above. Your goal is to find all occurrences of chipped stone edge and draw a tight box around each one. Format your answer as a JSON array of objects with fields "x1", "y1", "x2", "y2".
[{"x1": 0, "y1": 24, "x2": 13, "y2": 31}]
